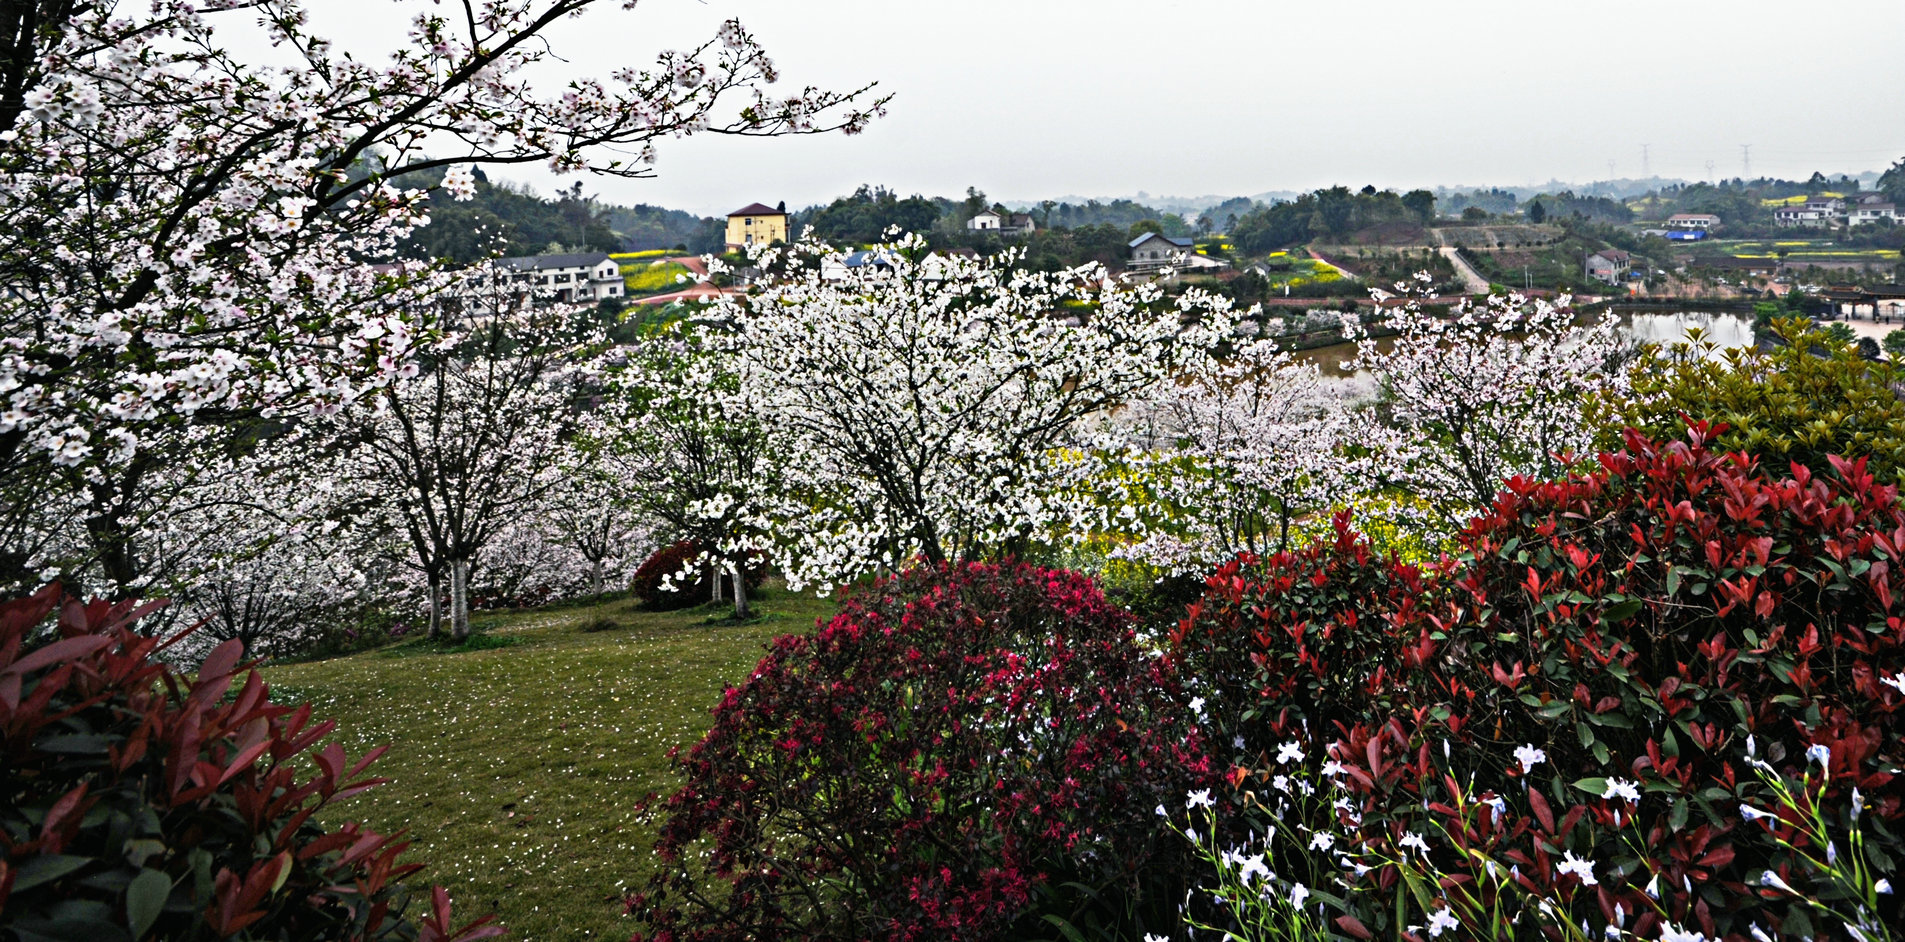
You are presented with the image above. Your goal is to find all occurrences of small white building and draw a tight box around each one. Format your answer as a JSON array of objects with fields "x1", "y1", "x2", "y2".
[
  {"x1": 966, "y1": 210, "x2": 1037, "y2": 237},
  {"x1": 1666, "y1": 213, "x2": 1720, "y2": 230}
]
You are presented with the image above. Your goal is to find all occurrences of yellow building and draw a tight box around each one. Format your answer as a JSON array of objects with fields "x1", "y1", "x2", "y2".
[{"x1": 725, "y1": 202, "x2": 789, "y2": 250}]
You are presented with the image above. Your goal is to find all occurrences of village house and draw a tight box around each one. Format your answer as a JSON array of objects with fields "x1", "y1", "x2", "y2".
[
  {"x1": 1584, "y1": 248, "x2": 1632, "y2": 285},
  {"x1": 1666, "y1": 213, "x2": 1720, "y2": 230},
  {"x1": 966, "y1": 210, "x2": 1038, "y2": 237},
  {"x1": 1847, "y1": 202, "x2": 1897, "y2": 226},
  {"x1": 726, "y1": 201, "x2": 790, "y2": 249},
  {"x1": 495, "y1": 252, "x2": 625, "y2": 303},
  {"x1": 1774, "y1": 196, "x2": 1846, "y2": 228},
  {"x1": 1126, "y1": 232, "x2": 1198, "y2": 271}
]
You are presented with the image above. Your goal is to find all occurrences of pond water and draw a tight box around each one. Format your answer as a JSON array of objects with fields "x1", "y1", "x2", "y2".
[{"x1": 1293, "y1": 309, "x2": 1755, "y2": 378}]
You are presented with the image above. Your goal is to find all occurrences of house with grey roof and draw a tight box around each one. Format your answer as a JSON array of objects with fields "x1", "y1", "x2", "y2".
[
  {"x1": 1127, "y1": 232, "x2": 1197, "y2": 271},
  {"x1": 494, "y1": 252, "x2": 624, "y2": 303}
]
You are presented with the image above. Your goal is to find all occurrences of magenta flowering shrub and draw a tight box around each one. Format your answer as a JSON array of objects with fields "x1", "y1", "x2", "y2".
[
  {"x1": 1177, "y1": 427, "x2": 1905, "y2": 941},
  {"x1": 628, "y1": 561, "x2": 1216, "y2": 942}
]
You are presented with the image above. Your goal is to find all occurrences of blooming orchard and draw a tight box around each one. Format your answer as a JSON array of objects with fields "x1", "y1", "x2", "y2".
[
  {"x1": 703, "y1": 236, "x2": 1239, "y2": 590},
  {"x1": 1344, "y1": 276, "x2": 1630, "y2": 530},
  {"x1": 0, "y1": 0, "x2": 881, "y2": 590}
]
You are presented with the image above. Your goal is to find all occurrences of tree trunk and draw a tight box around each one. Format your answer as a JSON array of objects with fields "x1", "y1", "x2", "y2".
[
  {"x1": 589, "y1": 559, "x2": 603, "y2": 597},
  {"x1": 450, "y1": 558, "x2": 471, "y2": 642},
  {"x1": 732, "y1": 562, "x2": 749, "y2": 620},
  {"x1": 426, "y1": 573, "x2": 443, "y2": 639},
  {"x1": 709, "y1": 558, "x2": 722, "y2": 604}
]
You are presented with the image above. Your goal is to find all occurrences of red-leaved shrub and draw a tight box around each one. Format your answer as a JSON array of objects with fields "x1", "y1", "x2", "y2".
[
  {"x1": 1176, "y1": 426, "x2": 1904, "y2": 940},
  {"x1": 0, "y1": 585, "x2": 501, "y2": 942},
  {"x1": 629, "y1": 560, "x2": 1216, "y2": 942},
  {"x1": 628, "y1": 540, "x2": 764, "y2": 610}
]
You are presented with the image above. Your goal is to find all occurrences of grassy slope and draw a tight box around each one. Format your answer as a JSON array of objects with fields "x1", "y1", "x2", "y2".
[{"x1": 264, "y1": 588, "x2": 837, "y2": 941}]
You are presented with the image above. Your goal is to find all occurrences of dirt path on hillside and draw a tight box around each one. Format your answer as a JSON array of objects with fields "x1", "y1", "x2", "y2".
[{"x1": 1429, "y1": 229, "x2": 1490, "y2": 294}]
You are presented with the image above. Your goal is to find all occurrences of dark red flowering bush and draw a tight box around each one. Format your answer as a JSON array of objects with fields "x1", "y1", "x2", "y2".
[
  {"x1": 628, "y1": 560, "x2": 1215, "y2": 942},
  {"x1": 628, "y1": 540, "x2": 764, "y2": 610},
  {"x1": 1177, "y1": 426, "x2": 1905, "y2": 941},
  {"x1": 0, "y1": 585, "x2": 500, "y2": 942}
]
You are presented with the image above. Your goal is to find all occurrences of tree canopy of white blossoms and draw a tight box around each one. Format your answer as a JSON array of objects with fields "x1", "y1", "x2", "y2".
[
  {"x1": 1344, "y1": 277, "x2": 1632, "y2": 531},
  {"x1": 0, "y1": 0, "x2": 883, "y2": 590},
  {"x1": 305, "y1": 313, "x2": 592, "y2": 641},
  {"x1": 580, "y1": 325, "x2": 773, "y2": 616},
  {"x1": 704, "y1": 236, "x2": 1239, "y2": 592},
  {"x1": 1108, "y1": 338, "x2": 1360, "y2": 574}
]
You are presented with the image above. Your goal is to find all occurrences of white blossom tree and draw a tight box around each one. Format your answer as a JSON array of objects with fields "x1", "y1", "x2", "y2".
[
  {"x1": 1344, "y1": 278, "x2": 1631, "y2": 530},
  {"x1": 1109, "y1": 338, "x2": 1359, "y2": 574},
  {"x1": 0, "y1": 0, "x2": 883, "y2": 590},
  {"x1": 581, "y1": 326, "x2": 771, "y2": 617},
  {"x1": 313, "y1": 313, "x2": 586, "y2": 640},
  {"x1": 709, "y1": 237, "x2": 1237, "y2": 591}
]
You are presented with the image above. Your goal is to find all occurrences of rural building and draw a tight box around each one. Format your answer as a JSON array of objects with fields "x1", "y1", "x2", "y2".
[
  {"x1": 494, "y1": 252, "x2": 624, "y2": 303},
  {"x1": 819, "y1": 249, "x2": 898, "y2": 281},
  {"x1": 726, "y1": 202, "x2": 790, "y2": 249},
  {"x1": 1822, "y1": 285, "x2": 1905, "y2": 322},
  {"x1": 966, "y1": 210, "x2": 1037, "y2": 237},
  {"x1": 1666, "y1": 213, "x2": 1720, "y2": 230},
  {"x1": 1584, "y1": 249, "x2": 1632, "y2": 285},
  {"x1": 1127, "y1": 232, "x2": 1197, "y2": 270},
  {"x1": 1774, "y1": 197, "x2": 1847, "y2": 228},
  {"x1": 1848, "y1": 202, "x2": 1897, "y2": 226}
]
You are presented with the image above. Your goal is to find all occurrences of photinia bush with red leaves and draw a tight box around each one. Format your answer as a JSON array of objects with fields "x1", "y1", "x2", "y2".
[
  {"x1": 1175, "y1": 425, "x2": 1904, "y2": 941},
  {"x1": 628, "y1": 560, "x2": 1217, "y2": 942},
  {"x1": 0, "y1": 585, "x2": 501, "y2": 942},
  {"x1": 628, "y1": 540, "x2": 764, "y2": 611}
]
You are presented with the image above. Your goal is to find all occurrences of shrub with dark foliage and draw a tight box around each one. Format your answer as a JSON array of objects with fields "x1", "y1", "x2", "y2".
[
  {"x1": 0, "y1": 586, "x2": 500, "y2": 942},
  {"x1": 629, "y1": 561, "x2": 1216, "y2": 942},
  {"x1": 1176, "y1": 426, "x2": 1904, "y2": 941},
  {"x1": 628, "y1": 540, "x2": 764, "y2": 610}
]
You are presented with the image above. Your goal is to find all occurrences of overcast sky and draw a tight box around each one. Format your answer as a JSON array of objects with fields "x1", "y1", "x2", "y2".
[{"x1": 304, "y1": 0, "x2": 1905, "y2": 215}]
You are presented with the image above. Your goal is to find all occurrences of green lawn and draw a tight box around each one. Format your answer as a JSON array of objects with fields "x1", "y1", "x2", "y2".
[{"x1": 264, "y1": 587, "x2": 837, "y2": 941}]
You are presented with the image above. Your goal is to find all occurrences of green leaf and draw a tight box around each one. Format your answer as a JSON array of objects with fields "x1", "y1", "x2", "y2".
[
  {"x1": 1669, "y1": 797, "x2": 1690, "y2": 832},
  {"x1": 126, "y1": 869, "x2": 170, "y2": 938},
  {"x1": 1572, "y1": 777, "x2": 1610, "y2": 797},
  {"x1": 11, "y1": 855, "x2": 92, "y2": 892}
]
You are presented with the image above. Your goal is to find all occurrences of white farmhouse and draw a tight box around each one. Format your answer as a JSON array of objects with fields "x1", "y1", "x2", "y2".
[
  {"x1": 1666, "y1": 213, "x2": 1720, "y2": 230},
  {"x1": 496, "y1": 252, "x2": 625, "y2": 303}
]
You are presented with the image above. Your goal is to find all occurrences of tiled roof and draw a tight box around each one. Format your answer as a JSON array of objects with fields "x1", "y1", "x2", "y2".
[
  {"x1": 495, "y1": 252, "x2": 614, "y2": 271},
  {"x1": 727, "y1": 202, "x2": 783, "y2": 217},
  {"x1": 1128, "y1": 232, "x2": 1195, "y2": 249}
]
